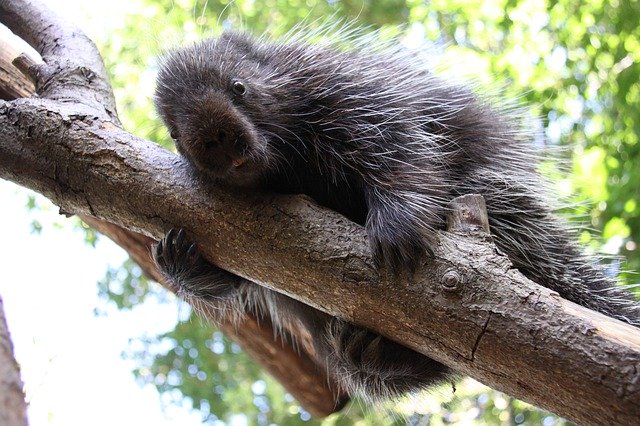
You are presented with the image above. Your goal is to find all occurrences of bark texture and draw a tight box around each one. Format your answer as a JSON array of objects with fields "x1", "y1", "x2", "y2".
[{"x1": 1, "y1": 1, "x2": 639, "y2": 424}]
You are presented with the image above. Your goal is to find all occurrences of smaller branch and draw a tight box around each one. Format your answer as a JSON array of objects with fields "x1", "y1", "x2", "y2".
[
  {"x1": 11, "y1": 53, "x2": 38, "y2": 85},
  {"x1": 447, "y1": 194, "x2": 490, "y2": 233},
  {"x1": 0, "y1": 295, "x2": 29, "y2": 426},
  {"x1": 0, "y1": 31, "x2": 34, "y2": 99}
]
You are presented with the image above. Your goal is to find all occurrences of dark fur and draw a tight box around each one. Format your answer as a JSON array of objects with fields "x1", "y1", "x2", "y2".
[{"x1": 153, "y1": 29, "x2": 640, "y2": 400}]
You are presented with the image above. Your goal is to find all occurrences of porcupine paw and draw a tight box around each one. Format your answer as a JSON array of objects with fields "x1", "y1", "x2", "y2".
[
  {"x1": 326, "y1": 319, "x2": 451, "y2": 400},
  {"x1": 153, "y1": 228, "x2": 241, "y2": 300},
  {"x1": 367, "y1": 218, "x2": 435, "y2": 275}
]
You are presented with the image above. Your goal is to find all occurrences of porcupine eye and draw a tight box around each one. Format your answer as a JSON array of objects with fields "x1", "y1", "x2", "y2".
[
  {"x1": 232, "y1": 81, "x2": 246, "y2": 96},
  {"x1": 169, "y1": 129, "x2": 179, "y2": 140}
]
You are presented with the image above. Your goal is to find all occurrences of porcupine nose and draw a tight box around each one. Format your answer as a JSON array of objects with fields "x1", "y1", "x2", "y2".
[
  {"x1": 204, "y1": 128, "x2": 228, "y2": 148},
  {"x1": 204, "y1": 126, "x2": 248, "y2": 162}
]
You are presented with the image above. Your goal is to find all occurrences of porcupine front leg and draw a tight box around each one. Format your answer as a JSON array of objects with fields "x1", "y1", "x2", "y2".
[
  {"x1": 364, "y1": 187, "x2": 445, "y2": 274},
  {"x1": 154, "y1": 229, "x2": 337, "y2": 340},
  {"x1": 153, "y1": 228, "x2": 246, "y2": 321}
]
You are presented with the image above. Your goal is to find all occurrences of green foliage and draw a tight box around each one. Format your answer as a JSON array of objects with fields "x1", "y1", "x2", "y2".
[
  {"x1": 129, "y1": 316, "x2": 281, "y2": 423},
  {"x1": 90, "y1": 0, "x2": 639, "y2": 423},
  {"x1": 398, "y1": 379, "x2": 571, "y2": 425},
  {"x1": 97, "y1": 257, "x2": 164, "y2": 311},
  {"x1": 127, "y1": 311, "x2": 397, "y2": 425}
]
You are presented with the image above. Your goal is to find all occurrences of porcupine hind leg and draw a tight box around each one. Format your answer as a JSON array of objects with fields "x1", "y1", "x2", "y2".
[{"x1": 324, "y1": 319, "x2": 453, "y2": 400}]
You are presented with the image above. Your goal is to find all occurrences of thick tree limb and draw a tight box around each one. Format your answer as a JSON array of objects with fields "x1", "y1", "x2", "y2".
[{"x1": 1, "y1": 1, "x2": 640, "y2": 425}]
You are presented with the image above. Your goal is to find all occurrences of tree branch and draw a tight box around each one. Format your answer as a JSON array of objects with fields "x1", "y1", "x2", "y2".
[
  {"x1": 0, "y1": 28, "x2": 32, "y2": 99},
  {"x1": 1, "y1": 1, "x2": 639, "y2": 425},
  {"x1": 0, "y1": 0, "x2": 117, "y2": 120}
]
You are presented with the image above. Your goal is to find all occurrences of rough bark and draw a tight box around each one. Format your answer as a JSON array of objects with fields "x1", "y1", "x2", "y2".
[
  {"x1": 1, "y1": 1, "x2": 639, "y2": 425},
  {"x1": 0, "y1": 295, "x2": 29, "y2": 426}
]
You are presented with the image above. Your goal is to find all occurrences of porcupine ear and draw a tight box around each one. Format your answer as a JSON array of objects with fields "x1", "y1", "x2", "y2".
[
  {"x1": 218, "y1": 30, "x2": 272, "y2": 64},
  {"x1": 219, "y1": 31, "x2": 257, "y2": 56}
]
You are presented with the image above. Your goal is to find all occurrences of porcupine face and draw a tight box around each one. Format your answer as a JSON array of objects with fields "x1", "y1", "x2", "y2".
[{"x1": 154, "y1": 32, "x2": 277, "y2": 188}]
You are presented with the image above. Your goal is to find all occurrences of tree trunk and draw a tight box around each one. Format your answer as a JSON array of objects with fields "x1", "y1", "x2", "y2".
[
  {"x1": 0, "y1": 295, "x2": 29, "y2": 426},
  {"x1": 1, "y1": 1, "x2": 639, "y2": 424}
]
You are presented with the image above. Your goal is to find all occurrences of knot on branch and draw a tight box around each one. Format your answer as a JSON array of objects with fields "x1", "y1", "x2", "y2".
[{"x1": 441, "y1": 269, "x2": 463, "y2": 292}]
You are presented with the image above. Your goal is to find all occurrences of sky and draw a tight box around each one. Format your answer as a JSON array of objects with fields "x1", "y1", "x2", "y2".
[{"x1": 0, "y1": 0, "x2": 212, "y2": 425}]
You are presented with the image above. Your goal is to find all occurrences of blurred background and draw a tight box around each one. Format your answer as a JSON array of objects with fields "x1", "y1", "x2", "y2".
[{"x1": 1, "y1": 0, "x2": 639, "y2": 424}]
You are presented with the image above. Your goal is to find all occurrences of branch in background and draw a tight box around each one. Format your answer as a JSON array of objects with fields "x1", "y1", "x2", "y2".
[
  {"x1": 0, "y1": 29, "x2": 32, "y2": 99},
  {"x1": 0, "y1": 0, "x2": 118, "y2": 121},
  {"x1": 1, "y1": 1, "x2": 639, "y2": 424}
]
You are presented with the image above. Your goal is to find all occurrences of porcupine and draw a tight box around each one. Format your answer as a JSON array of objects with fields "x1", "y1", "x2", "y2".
[{"x1": 152, "y1": 28, "x2": 640, "y2": 400}]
